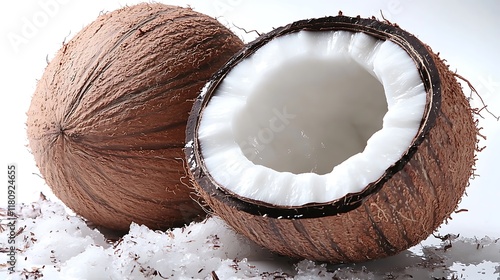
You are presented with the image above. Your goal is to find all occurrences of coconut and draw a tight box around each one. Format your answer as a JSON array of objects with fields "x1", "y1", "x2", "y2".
[
  {"x1": 185, "y1": 15, "x2": 478, "y2": 263},
  {"x1": 26, "y1": 3, "x2": 244, "y2": 232}
]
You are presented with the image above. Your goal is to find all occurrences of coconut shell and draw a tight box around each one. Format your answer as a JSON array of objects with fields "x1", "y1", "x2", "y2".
[
  {"x1": 26, "y1": 3, "x2": 244, "y2": 232},
  {"x1": 185, "y1": 16, "x2": 478, "y2": 262}
]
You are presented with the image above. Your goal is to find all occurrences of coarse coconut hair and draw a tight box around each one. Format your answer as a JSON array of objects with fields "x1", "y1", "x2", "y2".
[{"x1": 26, "y1": 3, "x2": 245, "y2": 232}]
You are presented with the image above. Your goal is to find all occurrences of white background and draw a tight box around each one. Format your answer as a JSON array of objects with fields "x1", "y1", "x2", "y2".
[{"x1": 1, "y1": 0, "x2": 499, "y2": 241}]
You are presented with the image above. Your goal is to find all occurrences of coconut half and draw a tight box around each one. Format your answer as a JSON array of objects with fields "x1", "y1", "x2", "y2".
[{"x1": 185, "y1": 16, "x2": 477, "y2": 262}]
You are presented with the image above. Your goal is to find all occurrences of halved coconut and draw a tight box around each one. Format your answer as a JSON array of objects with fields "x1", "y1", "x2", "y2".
[{"x1": 185, "y1": 16, "x2": 477, "y2": 262}]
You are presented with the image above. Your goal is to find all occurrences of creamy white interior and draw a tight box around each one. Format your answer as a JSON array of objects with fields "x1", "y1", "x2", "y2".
[{"x1": 197, "y1": 30, "x2": 426, "y2": 206}]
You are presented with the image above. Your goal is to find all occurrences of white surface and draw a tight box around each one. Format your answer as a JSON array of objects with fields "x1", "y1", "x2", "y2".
[
  {"x1": 1, "y1": 197, "x2": 500, "y2": 279},
  {"x1": 1, "y1": 0, "x2": 499, "y2": 279},
  {"x1": 198, "y1": 30, "x2": 425, "y2": 206}
]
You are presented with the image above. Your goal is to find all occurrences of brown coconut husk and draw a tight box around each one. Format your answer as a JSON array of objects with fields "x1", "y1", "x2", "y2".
[
  {"x1": 26, "y1": 3, "x2": 244, "y2": 232},
  {"x1": 185, "y1": 15, "x2": 478, "y2": 262}
]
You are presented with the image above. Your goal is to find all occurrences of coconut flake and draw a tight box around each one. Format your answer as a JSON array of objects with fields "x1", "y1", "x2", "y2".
[{"x1": 2, "y1": 197, "x2": 499, "y2": 279}]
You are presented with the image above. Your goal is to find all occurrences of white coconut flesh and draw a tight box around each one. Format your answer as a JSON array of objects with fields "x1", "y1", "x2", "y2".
[{"x1": 197, "y1": 30, "x2": 426, "y2": 206}]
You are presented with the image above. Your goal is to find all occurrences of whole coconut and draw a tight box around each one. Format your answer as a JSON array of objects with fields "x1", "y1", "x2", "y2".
[{"x1": 26, "y1": 3, "x2": 244, "y2": 231}]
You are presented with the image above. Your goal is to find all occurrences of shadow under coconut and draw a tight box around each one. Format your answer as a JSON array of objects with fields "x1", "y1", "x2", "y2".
[
  {"x1": 229, "y1": 233, "x2": 500, "y2": 279},
  {"x1": 85, "y1": 215, "x2": 207, "y2": 243},
  {"x1": 319, "y1": 235, "x2": 500, "y2": 279},
  {"x1": 84, "y1": 221, "x2": 129, "y2": 243}
]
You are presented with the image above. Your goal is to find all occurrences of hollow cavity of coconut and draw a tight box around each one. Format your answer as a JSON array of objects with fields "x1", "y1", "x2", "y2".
[
  {"x1": 26, "y1": 3, "x2": 244, "y2": 232},
  {"x1": 185, "y1": 16, "x2": 477, "y2": 263}
]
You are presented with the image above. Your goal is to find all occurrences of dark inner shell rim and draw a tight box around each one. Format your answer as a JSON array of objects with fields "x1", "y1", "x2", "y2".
[{"x1": 186, "y1": 15, "x2": 441, "y2": 219}]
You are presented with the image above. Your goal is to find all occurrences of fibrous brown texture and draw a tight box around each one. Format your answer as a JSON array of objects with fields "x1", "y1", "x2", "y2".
[
  {"x1": 185, "y1": 16, "x2": 477, "y2": 263},
  {"x1": 26, "y1": 3, "x2": 244, "y2": 232}
]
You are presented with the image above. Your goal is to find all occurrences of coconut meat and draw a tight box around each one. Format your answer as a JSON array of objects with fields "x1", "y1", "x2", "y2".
[{"x1": 197, "y1": 30, "x2": 426, "y2": 206}]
